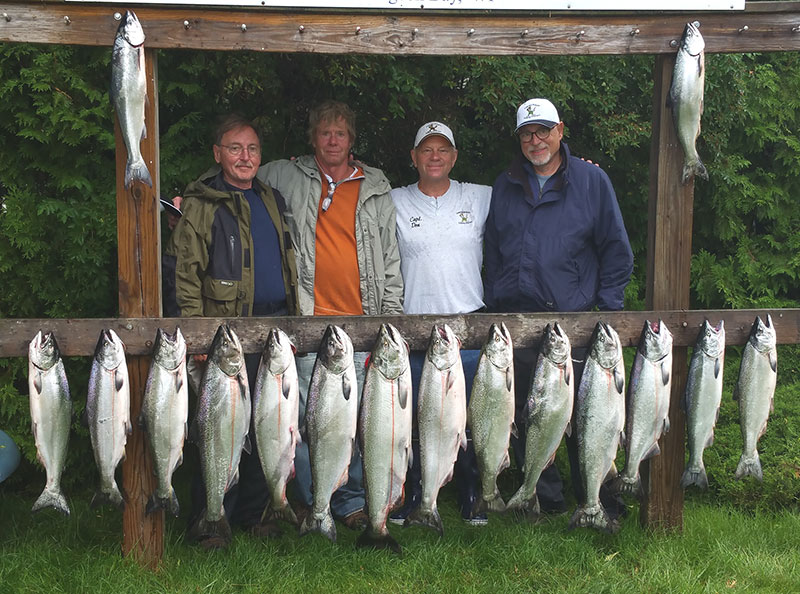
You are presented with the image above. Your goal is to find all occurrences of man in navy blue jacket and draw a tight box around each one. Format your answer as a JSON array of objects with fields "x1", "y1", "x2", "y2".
[{"x1": 484, "y1": 97, "x2": 633, "y2": 515}]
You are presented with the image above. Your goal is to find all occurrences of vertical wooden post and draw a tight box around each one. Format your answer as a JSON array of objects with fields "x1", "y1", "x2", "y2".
[
  {"x1": 115, "y1": 49, "x2": 163, "y2": 567},
  {"x1": 640, "y1": 54, "x2": 693, "y2": 531}
]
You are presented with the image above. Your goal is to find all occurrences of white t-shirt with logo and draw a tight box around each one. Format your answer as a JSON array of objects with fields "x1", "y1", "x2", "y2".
[{"x1": 391, "y1": 180, "x2": 491, "y2": 315}]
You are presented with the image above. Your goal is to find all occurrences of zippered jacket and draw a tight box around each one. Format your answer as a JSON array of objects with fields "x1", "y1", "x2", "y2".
[
  {"x1": 484, "y1": 142, "x2": 633, "y2": 313},
  {"x1": 257, "y1": 155, "x2": 403, "y2": 316},
  {"x1": 163, "y1": 171, "x2": 298, "y2": 318}
]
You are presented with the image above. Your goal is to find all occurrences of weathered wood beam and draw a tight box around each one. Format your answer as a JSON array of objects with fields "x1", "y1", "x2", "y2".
[
  {"x1": 1, "y1": 2, "x2": 800, "y2": 54},
  {"x1": 114, "y1": 49, "x2": 162, "y2": 569},
  {"x1": 1, "y1": 309, "x2": 797, "y2": 357}
]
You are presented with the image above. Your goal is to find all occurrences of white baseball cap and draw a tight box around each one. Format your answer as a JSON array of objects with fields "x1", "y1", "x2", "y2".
[
  {"x1": 414, "y1": 121, "x2": 456, "y2": 149},
  {"x1": 515, "y1": 98, "x2": 560, "y2": 133}
]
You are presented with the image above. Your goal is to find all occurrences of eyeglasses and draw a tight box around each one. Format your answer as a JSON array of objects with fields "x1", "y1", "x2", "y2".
[
  {"x1": 321, "y1": 182, "x2": 336, "y2": 212},
  {"x1": 219, "y1": 143, "x2": 261, "y2": 156},
  {"x1": 517, "y1": 127, "x2": 554, "y2": 142}
]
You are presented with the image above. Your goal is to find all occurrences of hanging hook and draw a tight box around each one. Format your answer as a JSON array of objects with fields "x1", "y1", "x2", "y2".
[
  {"x1": 63, "y1": 15, "x2": 71, "y2": 26},
  {"x1": 241, "y1": 23, "x2": 247, "y2": 32},
  {"x1": 2, "y1": 13, "x2": 10, "y2": 22},
  {"x1": 738, "y1": 25, "x2": 749, "y2": 34},
  {"x1": 467, "y1": 28, "x2": 475, "y2": 37},
  {"x1": 183, "y1": 20, "x2": 191, "y2": 30},
  {"x1": 575, "y1": 30, "x2": 585, "y2": 41},
  {"x1": 355, "y1": 26, "x2": 361, "y2": 35},
  {"x1": 298, "y1": 25, "x2": 305, "y2": 33},
  {"x1": 630, "y1": 28, "x2": 640, "y2": 36}
]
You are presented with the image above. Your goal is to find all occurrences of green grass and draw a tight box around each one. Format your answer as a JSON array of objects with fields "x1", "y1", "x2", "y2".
[{"x1": 2, "y1": 490, "x2": 799, "y2": 594}]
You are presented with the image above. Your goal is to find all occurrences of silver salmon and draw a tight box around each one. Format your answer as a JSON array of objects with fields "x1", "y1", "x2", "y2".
[
  {"x1": 613, "y1": 320, "x2": 672, "y2": 499},
  {"x1": 191, "y1": 324, "x2": 251, "y2": 543},
  {"x1": 111, "y1": 10, "x2": 152, "y2": 188},
  {"x1": 28, "y1": 331, "x2": 72, "y2": 516},
  {"x1": 301, "y1": 325, "x2": 358, "y2": 542},
  {"x1": 87, "y1": 329, "x2": 131, "y2": 509},
  {"x1": 507, "y1": 323, "x2": 573, "y2": 518},
  {"x1": 668, "y1": 21, "x2": 708, "y2": 184},
  {"x1": 357, "y1": 323, "x2": 412, "y2": 554},
  {"x1": 734, "y1": 315, "x2": 777, "y2": 481},
  {"x1": 253, "y1": 327, "x2": 300, "y2": 526},
  {"x1": 406, "y1": 324, "x2": 467, "y2": 536},
  {"x1": 681, "y1": 320, "x2": 725, "y2": 489},
  {"x1": 468, "y1": 323, "x2": 515, "y2": 515},
  {"x1": 140, "y1": 327, "x2": 188, "y2": 517},
  {"x1": 569, "y1": 322, "x2": 625, "y2": 534}
]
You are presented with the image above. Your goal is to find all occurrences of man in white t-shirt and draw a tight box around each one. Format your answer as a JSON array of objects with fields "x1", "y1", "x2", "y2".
[{"x1": 389, "y1": 121, "x2": 491, "y2": 525}]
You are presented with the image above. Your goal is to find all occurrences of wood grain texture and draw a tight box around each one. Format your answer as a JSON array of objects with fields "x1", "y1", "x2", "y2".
[
  {"x1": 116, "y1": 49, "x2": 163, "y2": 567},
  {"x1": 2, "y1": 309, "x2": 798, "y2": 357},
  {"x1": 1, "y1": 3, "x2": 800, "y2": 54}
]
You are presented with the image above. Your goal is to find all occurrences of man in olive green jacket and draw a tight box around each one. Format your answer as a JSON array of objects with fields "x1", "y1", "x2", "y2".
[{"x1": 163, "y1": 115, "x2": 298, "y2": 549}]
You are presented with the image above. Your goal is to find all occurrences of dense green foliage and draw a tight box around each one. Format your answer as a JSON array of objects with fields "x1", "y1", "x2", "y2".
[{"x1": 1, "y1": 43, "x2": 798, "y2": 501}]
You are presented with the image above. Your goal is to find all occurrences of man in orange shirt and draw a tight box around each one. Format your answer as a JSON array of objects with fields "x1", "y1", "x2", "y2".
[{"x1": 258, "y1": 101, "x2": 403, "y2": 529}]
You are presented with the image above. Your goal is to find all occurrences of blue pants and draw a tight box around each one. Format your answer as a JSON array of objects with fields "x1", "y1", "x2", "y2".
[{"x1": 0, "y1": 430, "x2": 20, "y2": 484}]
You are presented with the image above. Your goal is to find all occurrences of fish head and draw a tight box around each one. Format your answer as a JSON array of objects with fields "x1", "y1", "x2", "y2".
[
  {"x1": 369, "y1": 323, "x2": 410, "y2": 380},
  {"x1": 697, "y1": 319, "x2": 725, "y2": 357},
  {"x1": 749, "y1": 315, "x2": 776, "y2": 353},
  {"x1": 484, "y1": 322, "x2": 514, "y2": 369},
  {"x1": 29, "y1": 330, "x2": 60, "y2": 371},
  {"x1": 641, "y1": 319, "x2": 673, "y2": 361},
  {"x1": 426, "y1": 324, "x2": 461, "y2": 371},
  {"x1": 94, "y1": 329, "x2": 126, "y2": 371},
  {"x1": 681, "y1": 21, "x2": 705, "y2": 57},
  {"x1": 264, "y1": 327, "x2": 295, "y2": 374},
  {"x1": 208, "y1": 324, "x2": 244, "y2": 376},
  {"x1": 589, "y1": 321, "x2": 622, "y2": 369},
  {"x1": 152, "y1": 327, "x2": 186, "y2": 372},
  {"x1": 542, "y1": 322, "x2": 571, "y2": 366},
  {"x1": 117, "y1": 11, "x2": 145, "y2": 48},
  {"x1": 317, "y1": 325, "x2": 354, "y2": 374}
]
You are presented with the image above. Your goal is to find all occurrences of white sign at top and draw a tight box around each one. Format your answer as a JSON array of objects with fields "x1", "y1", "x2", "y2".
[{"x1": 67, "y1": 0, "x2": 746, "y2": 10}]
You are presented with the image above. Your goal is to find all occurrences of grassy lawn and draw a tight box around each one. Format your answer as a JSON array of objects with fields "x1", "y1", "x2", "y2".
[{"x1": 2, "y1": 488, "x2": 798, "y2": 594}]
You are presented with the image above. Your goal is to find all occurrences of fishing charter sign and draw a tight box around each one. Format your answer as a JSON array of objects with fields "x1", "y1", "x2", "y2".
[{"x1": 67, "y1": 0, "x2": 746, "y2": 10}]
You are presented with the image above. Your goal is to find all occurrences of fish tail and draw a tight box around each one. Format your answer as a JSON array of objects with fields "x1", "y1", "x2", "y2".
[
  {"x1": 735, "y1": 453, "x2": 763, "y2": 481},
  {"x1": 680, "y1": 464, "x2": 709, "y2": 490},
  {"x1": 610, "y1": 474, "x2": 644, "y2": 500},
  {"x1": 475, "y1": 488, "x2": 506, "y2": 515},
  {"x1": 32, "y1": 486, "x2": 71, "y2": 517},
  {"x1": 682, "y1": 158, "x2": 708, "y2": 184},
  {"x1": 356, "y1": 527, "x2": 402, "y2": 556},
  {"x1": 299, "y1": 509, "x2": 336, "y2": 542},
  {"x1": 146, "y1": 488, "x2": 180, "y2": 517},
  {"x1": 263, "y1": 499, "x2": 299, "y2": 526},
  {"x1": 505, "y1": 489, "x2": 541, "y2": 520},
  {"x1": 91, "y1": 481, "x2": 125, "y2": 509},
  {"x1": 124, "y1": 157, "x2": 153, "y2": 189},
  {"x1": 188, "y1": 512, "x2": 233, "y2": 545},
  {"x1": 568, "y1": 504, "x2": 620, "y2": 535},
  {"x1": 405, "y1": 505, "x2": 444, "y2": 537}
]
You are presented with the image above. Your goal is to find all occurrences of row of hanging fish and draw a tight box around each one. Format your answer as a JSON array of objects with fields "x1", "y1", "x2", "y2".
[{"x1": 27, "y1": 316, "x2": 778, "y2": 545}]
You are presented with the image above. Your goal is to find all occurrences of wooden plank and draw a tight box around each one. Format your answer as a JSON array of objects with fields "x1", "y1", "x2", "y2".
[
  {"x1": 115, "y1": 49, "x2": 163, "y2": 568},
  {"x1": 640, "y1": 54, "x2": 692, "y2": 532},
  {"x1": 1, "y1": 2, "x2": 800, "y2": 54},
  {"x1": 2, "y1": 309, "x2": 798, "y2": 358}
]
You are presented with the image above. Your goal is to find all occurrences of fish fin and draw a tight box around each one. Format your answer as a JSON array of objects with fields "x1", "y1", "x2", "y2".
[
  {"x1": 141, "y1": 120, "x2": 147, "y2": 141},
  {"x1": 564, "y1": 421, "x2": 573, "y2": 438},
  {"x1": 661, "y1": 360, "x2": 671, "y2": 386},
  {"x1": 300, "y1": 509, "x2": 336, "y2": 542},
  {"x1": 281, "y1": 374, "x2": 291, "y2": 400},
  {"x1": 189, "y1": 513, "x2": 233, "y2": 546},
  {"x1": 505, "y1": 366, "x2": 513, "y2": 392},
  {"x1": 175, "y1": 373, "x2": 184, "y2": 395},
  {"x1": 460, "y1": 431, "x2": 468, "y2": 452},
  {"x1": 115, "y1": 371, "x2": 125, "y2": 392},
  {"x1": 565, "y1": 363, "x2": 572, "y2": 387},
  {"x1": 237, "y1": 374, "x2": 248, "y2": 401},
  {"x1": 605, "y1": 462, "x2": 619, "y2": 483},
  {"x1": 506, "y1": 489, "x2": 542, "y2": 520},
  {"x1": 356, "y1": 528, "x2": 402, "y2": 556},
  {"x1": 662, "y1": 415, "x2": 671, "y2": 435},
  {"x1": 445, "y1": 370, "x2": 455, "y2": 392},
  {"x1": 643, "y1": 441, "x2": 661, "y2": 461},
  {"x1": 769, "y1": 350, "x2": 777, "y2": 374},
  {"x1": 682, "y1": 160, "x2": 708, "y2": 184},
  {"x1": 243, "y1": 434, "x2": 252, "y2": 455},
  {"x1": 125, "y1": 419, "x2": 133, "y2": 435},
  {"x1": 32, "y1": 487, "x2": 71, "y2": 517},
  {"x1": 714, "y1": 356, "x2": 722, "y2": 379},
  {"x1": 398, "y1": 375, "x2": 411, "y2": 410},
  {"x1": 735, "y1": 453, "x2": 763, "y2": 482},
  {"x1": 680, "y1": 465, "x2": 709, "y2": 490},
  {"x1": 613, "y1": 366, "x2": 624, "y2": 394},
  {"x1": 91, "y1": 483, "x2": 124, "y2": 509},
  {"x1": 405, "y1": 505, "x2": 444, "y2": 537},
  {"x1": 342, "y1": 373, "x2": 353, "y2": 401},
  {"x1": 33, "y1": 370, "x2": 43, "y2": 394},
  {"x1": 510, "y1": 420, "x2": 519, "y2": 440},
  {"x1": 705, "y1": 431, "x2": 715, "y2": 448},
  {"x1": 568, "y1": 504, "x2": 619, "y2": 535}
]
